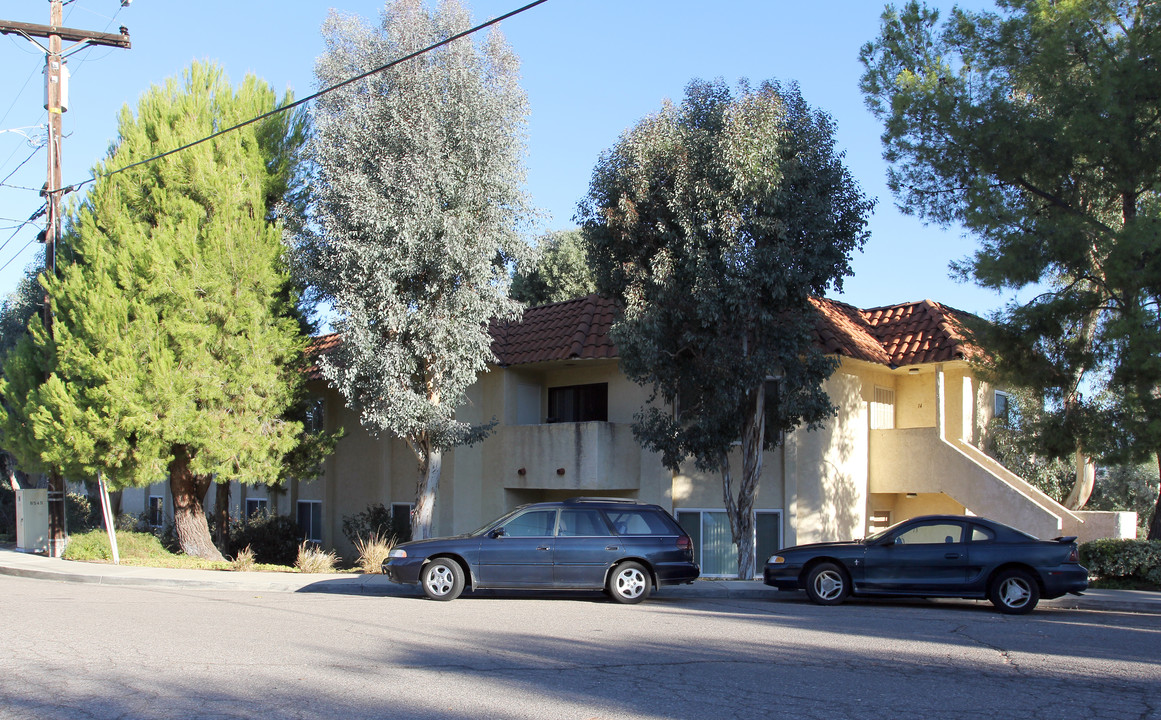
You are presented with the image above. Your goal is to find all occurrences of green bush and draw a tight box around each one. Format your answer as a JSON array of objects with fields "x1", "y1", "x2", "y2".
[
  {"x1": 342, "y1": 503, "x2": 394, "y2": 547},
  {"x1": 227, "y1": 512, "x2": 301, "y2": 566},
  {"x1": 1079, "y1": 538, "x2": 1161, "y2": 588},
  {"x1": 0, "y1": 482, "x2": 14, "y2": 540},
  {"x1": 63, "y1": 529, "x2": 172, "y2": 562},
  {"x1": 66, "y1": 491, "x2": 101, "y2": 533}
]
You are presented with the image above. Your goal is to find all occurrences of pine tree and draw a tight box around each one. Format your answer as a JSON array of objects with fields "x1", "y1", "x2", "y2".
[
  {"x1": 861, "y1": 0, "x2": 1161, "y2": 537},
  {"x1": 0, "y1": 63, "x2": 312, "y2": 558}
]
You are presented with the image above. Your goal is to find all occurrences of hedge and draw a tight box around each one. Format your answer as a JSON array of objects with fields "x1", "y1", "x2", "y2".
[{"x1": 1079, "y1": 539, "x2": 1161, "y2": 587}]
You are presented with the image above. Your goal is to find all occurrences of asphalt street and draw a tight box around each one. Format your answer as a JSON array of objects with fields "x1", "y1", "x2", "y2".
[{"x1": 2, "y1": 572, "x2": 1159, "y2": 720}]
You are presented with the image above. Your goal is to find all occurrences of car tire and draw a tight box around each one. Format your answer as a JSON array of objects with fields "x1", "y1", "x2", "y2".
[
  {"x1": 608, "y1": 561, "x2": 651, "y2": 604},
  {"x1": 804, "y1": 562, "x2": 850, "y2": 606},
  {"x1": 989, "y1": 568, "x2": 1040, "y2": 614},
  {"x1": 421, "y1": 558, "x2": 465, "y2": 601}
]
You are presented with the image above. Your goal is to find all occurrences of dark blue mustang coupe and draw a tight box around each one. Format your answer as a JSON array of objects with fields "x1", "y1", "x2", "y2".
[{"x1": 763, "y1": 515, "x2": 1088, "y2": 614}]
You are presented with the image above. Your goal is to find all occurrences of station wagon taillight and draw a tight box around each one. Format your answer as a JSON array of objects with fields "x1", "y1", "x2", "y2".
[{"x1": 677, "y1": 536, "x2": 692, "y2": 551}]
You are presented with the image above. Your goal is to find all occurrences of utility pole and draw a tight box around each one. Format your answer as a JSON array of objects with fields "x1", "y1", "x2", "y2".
[{"x1": 0, "y1": 3, "x2": 130, "y2": 557}]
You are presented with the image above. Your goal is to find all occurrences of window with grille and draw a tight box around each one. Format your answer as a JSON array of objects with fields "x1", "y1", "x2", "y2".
[{"x1": 871, "y1": 386, "x2": 896, "y2": 429}]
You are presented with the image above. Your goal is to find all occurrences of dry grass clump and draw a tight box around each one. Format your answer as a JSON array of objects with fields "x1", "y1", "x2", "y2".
[
  {"x1": 231, "y1": 545, "x2": 257, "y2": 572},
  {"x1": 354, "y1": 532, "x2": 396, "y2": 574},
  {"x1": 295, "y1": 540, "x2": 339, "y2": 573}
]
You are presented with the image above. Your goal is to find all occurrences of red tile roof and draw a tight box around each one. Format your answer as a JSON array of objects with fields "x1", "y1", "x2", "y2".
[
  {"x1": 307, "y1": 295, "x2": 977, "y2": 372},
  {"x1": 491, "y1": 294, "x2": 618, "y2": 365},
  {"x1": 811, "y1": 297, "x2": 975, "y2": 367},
  {"x1": 305, "y1": 333, "x2": 341, "y2": 380}
]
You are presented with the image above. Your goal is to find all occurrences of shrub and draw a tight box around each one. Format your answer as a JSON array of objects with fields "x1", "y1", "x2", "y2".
[
  {"x1": 296, "y1": 540, "x2": 338, "y2": 573},
  {"x1": 0, "y1": 482, "x2": 14, "y2": 540},
  {"x1": 1079, "y1": 538, "x2": 1161, "y2": 589},
  {"x1": 66, "y1": 491, "x2": 101, "y2": 533},
  {"x1": 114, "y1": 512, "x2": 150, "y2": 532},
  {"x1": 354, "y1": 532, "x2": 396, "y2": 574},
  {"x1": 63, "y1": 529, "x2": 172, "y2": 562},
  {"x1": 342, "y1": 503, "x2": 394, "y2": 547},
  {"x1": 227, "y1": 512, "x2": 301, "y2": 566}
]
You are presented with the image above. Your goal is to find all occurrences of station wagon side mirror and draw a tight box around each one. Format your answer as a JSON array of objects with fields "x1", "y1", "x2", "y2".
[{"x1": 490, "y1": 528, "x2": 506, "y2": 539}]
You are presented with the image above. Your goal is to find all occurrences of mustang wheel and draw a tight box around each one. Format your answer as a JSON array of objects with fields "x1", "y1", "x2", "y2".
[
  {"x1": 804, "y1": 562, "x2": 850, "y2": 606},
  {"x1": 421, "y1": 558, "x2": 465, "y2": 601},
  {"x1": 989, "y1": 568, "x2": 1040, "y2": 614},
  {"x1": 608, "y1": 561, "x2": 651, "y2": 604}
]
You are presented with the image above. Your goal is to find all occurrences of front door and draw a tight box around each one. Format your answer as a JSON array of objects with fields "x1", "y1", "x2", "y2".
[
  {"x1": 862, "y1": 520, "x2": 969, "y2": 592},
  {"x1": 476, "y1": 509, "x2": 556, "y2": 587}
]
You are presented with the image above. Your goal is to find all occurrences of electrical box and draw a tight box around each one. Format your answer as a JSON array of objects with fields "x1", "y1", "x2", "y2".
[
  {"x1": 16, "y1": 488, "x2": 48, "y2": 554},
  {"x1": 42, "y1": 60, "x2": 69, "y2": 112}
]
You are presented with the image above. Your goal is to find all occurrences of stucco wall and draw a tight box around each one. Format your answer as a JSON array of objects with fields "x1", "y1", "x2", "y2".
[{"x1": 786, "y1": 371, "x2": 869, "y2": 545}]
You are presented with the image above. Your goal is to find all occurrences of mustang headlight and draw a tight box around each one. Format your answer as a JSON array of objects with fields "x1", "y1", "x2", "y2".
[
  {"x1": 769, "y1": 555, "x2": 786, "y2": 564},
  {"x1": 388, "y1": 548, "x2": 408, "y2": 559}
]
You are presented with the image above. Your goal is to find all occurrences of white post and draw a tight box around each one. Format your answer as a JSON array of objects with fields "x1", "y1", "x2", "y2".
[{"x1": 98, "y1": 471, "x2": 119, "y2": 565}]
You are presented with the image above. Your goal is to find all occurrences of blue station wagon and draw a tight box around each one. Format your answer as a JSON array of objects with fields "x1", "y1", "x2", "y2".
[{"x1": 383, "y1": 498, "x2": 700, "y2": 603}]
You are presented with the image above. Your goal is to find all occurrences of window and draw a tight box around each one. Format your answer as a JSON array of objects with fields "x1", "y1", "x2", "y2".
[
  {"x1": 245, "y1": 498, "x2": 268, "y2": 518},
  {"x1": 994, "y1": 391, "x2": 1011, "y2": 423},
  {"x1": 503, "y1": 509, "x2": 557, "y2": 537},
  {"x1": 871, "y1": 386, "x2": 896, "y2": 429},
  {"x1": 605, "y1": 508, "x2": 679, "y2": 536},
  {"x1": 148, "y1": 496, "x2": 165, "y2": 528},
  {"x1": 894, "y1": 522, "x2": 963, "y2": 545},
  {"x1": 297, "y1": 501, "x2": 323, "y2": 543},
  {"x1": 676, "y1": 509, "x2": 781, "y2": 577},
  {"x1": 547, "y1": 383, "x2": 608, "y2": 422},
  {"x1": 304, "y1": 397, "x2": 325, "y2": 433},
  {"x1": 557, "y1": 509, "x2": 612, "y2": 537},
  {"x1": 970, "y1": 525, "x2": 996, "y2": 543},
  {"x1": 390, "y1": 503, "x2": 413, "y2": 543}
]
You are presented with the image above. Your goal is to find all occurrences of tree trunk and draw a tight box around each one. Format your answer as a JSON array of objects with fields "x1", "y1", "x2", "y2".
[
  {"x1": 734, "y1": 382, "x2": 765, "y2": 579},
  {"x1": 1063, "y1": 450, "x2": 1095, "y2": 510},
  {"x1": 1148, "y1": 451, "x2": 1161, "y2": 541},
  {"x1": 214, "y1": 480, "x2": 231, "y2": 553},
  {"x1": 412, "y1": 443, "x2": 441, "y2": 541},
  {"x1": 169, "y1": 445, "x2": 224, "y2": 560}
]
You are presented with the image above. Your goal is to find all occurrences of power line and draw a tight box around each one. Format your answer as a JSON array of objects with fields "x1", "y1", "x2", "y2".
[
  {"x1": 0, "y1": 204, "x2": 46, "y2": 270},
  {"x1": 71, "y1": 0, "x2": 550, "y2": 191},
  {"x1": 0, "y1": 235, "x2": 39, "y2": 273},
  {"x1": 1, "y1": 142, "x2": 43, "y2": 187}
]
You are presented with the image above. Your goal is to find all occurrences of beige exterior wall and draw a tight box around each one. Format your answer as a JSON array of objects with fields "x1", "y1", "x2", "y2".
[{"x1": 106, "y1": 348, "x2": 1134, "y2": 564}]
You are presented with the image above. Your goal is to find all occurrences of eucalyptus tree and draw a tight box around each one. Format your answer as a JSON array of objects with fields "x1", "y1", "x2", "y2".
[
  {"x1": 860, "y1": 0, "x2": 1161, "y2": 537},
  {"x1": 510, "y1": 229, "x2": 596, "y2": 306},
  {"x1": 0, "y1": 62, "x2": 312, "y2": 559},
  {"x1": 578, "y1": 79, "x2": 872, "y2": 578},
  {"x1": 289, "y1": 0, "x2": 532, "y2": 539}
]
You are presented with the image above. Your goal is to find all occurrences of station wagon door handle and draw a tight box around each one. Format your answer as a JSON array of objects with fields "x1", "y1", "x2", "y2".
[
  {"x1": 945, "y1": 552, "x2": 962, "y2": 560},
  {"x1": 537, "y1": 546, "x2": 551, "y2": 551},
  {"x1": 606, "y1": 545, "x2": 619, "y2": 551}
]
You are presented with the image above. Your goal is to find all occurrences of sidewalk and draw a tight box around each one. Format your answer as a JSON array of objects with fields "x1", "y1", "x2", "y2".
[{"x1": 2, "y1": 544, "x2": 1159, "y2": 613}]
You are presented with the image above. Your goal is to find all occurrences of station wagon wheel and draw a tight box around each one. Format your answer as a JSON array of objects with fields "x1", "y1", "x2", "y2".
[
  {"x1": 804, "y1": 562, "x2": 850, "y2": 606},
  {"x1": 608, "y1": 561, "x2": 651, "y2": 604},
  {"x1": 421, "y1": 558, "x2": 465, "y2": 601},
  {"x1": 989, "y1": 568, "x2": 1040, "y2": 614}
]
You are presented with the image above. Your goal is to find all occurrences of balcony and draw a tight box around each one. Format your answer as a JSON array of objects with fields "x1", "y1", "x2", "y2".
[{"x1": 495, "y1": 421, "x2": 641, "y2": 491}]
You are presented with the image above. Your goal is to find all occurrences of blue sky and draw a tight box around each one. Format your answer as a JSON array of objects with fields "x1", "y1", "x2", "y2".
[{"x1": 0, "y1": 0, "x2": 1006, "y2": 317}]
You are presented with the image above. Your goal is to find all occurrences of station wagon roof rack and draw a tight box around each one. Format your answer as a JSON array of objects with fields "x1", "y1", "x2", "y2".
[{"x1": 562, "y1": 497, "x2": 641, "y2": 504}]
